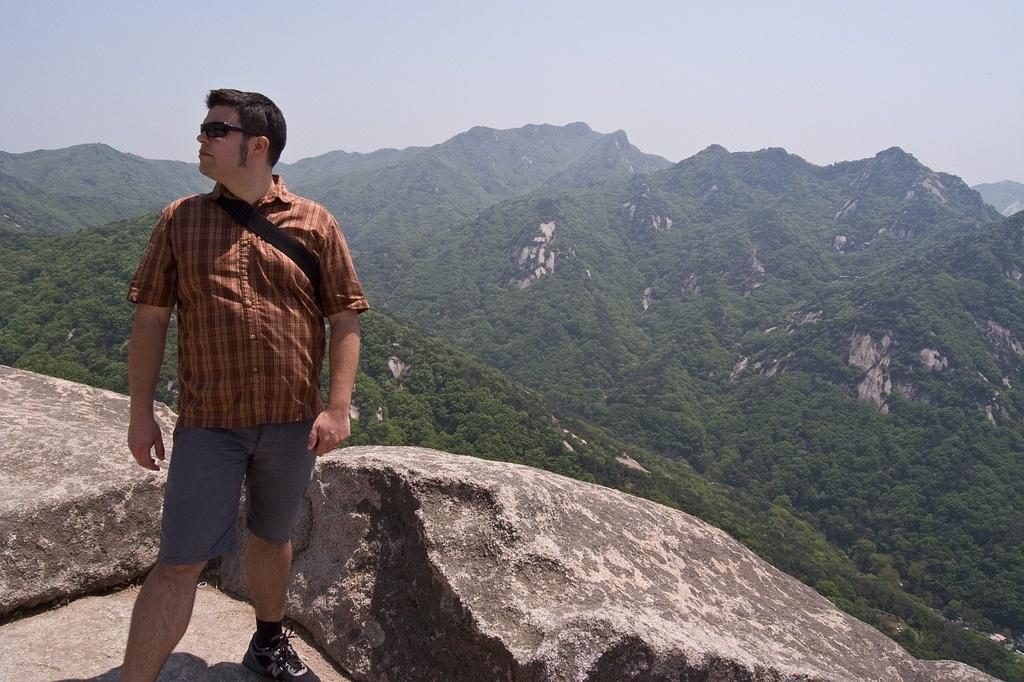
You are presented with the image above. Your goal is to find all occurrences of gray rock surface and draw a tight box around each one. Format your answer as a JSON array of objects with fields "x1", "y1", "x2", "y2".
[
  {"x1": 220, "y1": 446, "x2": 995, "y2": 681},
  {"x1": 0, "y1": 365, "x2": 176, "y2": 616},
  {"x1": 0, "y1": 584, "x2": 350, "y2": 681}
]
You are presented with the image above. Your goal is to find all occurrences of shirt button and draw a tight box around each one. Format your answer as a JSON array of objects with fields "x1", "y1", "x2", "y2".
[
  {"x1": 250, "y1": 334, "x2": 256, "y2": 340},
  {"x1": 253, "y1": 368, "x2": 259, "y2": 374}
]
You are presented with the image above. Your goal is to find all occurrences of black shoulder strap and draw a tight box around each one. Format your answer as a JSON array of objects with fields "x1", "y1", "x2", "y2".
[{"x1": 214, "y1": 195, "x2": 322, "y2": 305}]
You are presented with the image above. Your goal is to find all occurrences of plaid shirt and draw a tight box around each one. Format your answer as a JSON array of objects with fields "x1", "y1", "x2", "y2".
[{"x1": 128, "y1": 176, "x2": 369, "y2": 428}]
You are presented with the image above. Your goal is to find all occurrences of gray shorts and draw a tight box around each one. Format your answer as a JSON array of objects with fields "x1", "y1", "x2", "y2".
[{"x1": 159, "y1": 419, "x2": 317, "y2": 565}]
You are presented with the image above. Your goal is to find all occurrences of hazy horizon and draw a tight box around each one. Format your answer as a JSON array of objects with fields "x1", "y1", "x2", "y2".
[
  {"x1": 6, "y1": 124, "x2": 1015, "y2": 191},
  {"x1": 2, "y1": 1, "x2": 1021, "y2": 186}
]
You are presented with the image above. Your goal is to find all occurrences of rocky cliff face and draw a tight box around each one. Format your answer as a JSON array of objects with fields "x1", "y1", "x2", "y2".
[
  {"x1": 217, "y1": 447, "x2": 995, "y2": 681},
  {"x1": 0, "y1": 365, "x2": 175, "y2": 616},
  {"x1": 0, "y1": 367, "x2": 996, "y2": 681}
]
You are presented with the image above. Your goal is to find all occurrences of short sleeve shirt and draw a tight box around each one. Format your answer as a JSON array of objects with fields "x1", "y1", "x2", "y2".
[{"x1": 128, "y1": 176, "x2": 369, "y2": 428}]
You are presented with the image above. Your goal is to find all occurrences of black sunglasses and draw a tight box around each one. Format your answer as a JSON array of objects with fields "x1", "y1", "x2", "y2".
[{"x1": 199, "y1": 121, "x2": 263, "y2": 139}]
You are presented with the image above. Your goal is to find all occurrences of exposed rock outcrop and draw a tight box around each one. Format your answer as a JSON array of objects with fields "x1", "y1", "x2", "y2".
[
  {"x1": 981, "y1": 319, "x2": 1024, "y2": 361},
  {"x1": 218, "y1": 446, "x2": 994, "y2": 681},
  {"x1": 511, "y1": 221, "x2": 558, "y2": 289},
  {"x1": 387, "y1": 356, "x2": 412, "y2": 380},
  {"x1": 786, "y1": 309, "x2": 822, "y2": 333},
  {"x1": 848, "y1": 333, "x2": 892, "y2": 371},
  {"x1": 747, "y1": 249, "x2": 766, "y2": 291},
  {"x1": 730, "y1": 356, "x2": 749, "y2": 383},
  {"x1": 919, "y1": 348, "x2": 948, "y2": 371},
  {"x1": 834, "y1": 199, "x2": 856, "y2": 221},
  {"x1": 0, "y1": 585, "x2": 349, "y2": 681},
  {"x1": 615, "y1": 453, "x2": 649, "y2": 474},
  {"x1": 0, "y1": 366, "x2": 175, "y2": 617},
  {"x1": 849, "y1": 333, "x2": 894, "y2": 411}
]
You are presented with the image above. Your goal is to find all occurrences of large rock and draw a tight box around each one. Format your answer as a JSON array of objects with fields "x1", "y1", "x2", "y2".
[
  {"x1": 0, "y1": 584, "x2": 350, "y2": 681},
  {"x1": 0, "y1": 365, "x2": 176, "y2": 616},
  {"x1": 221, "y1": 446, "x2": 995, "y2": 681}
]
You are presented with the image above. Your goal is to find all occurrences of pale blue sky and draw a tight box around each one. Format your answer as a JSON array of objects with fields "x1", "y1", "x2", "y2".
[{"x1": 1, "y1": 0, "x2": 1020, "y2": 184}]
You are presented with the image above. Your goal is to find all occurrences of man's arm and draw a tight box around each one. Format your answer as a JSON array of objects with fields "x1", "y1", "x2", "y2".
[
  {"x1": 127, "y1": 304, "x2": 173, "y2": 470},
  {"x1": 307, "y1": 309, "x2": 361, "y2": 456}
]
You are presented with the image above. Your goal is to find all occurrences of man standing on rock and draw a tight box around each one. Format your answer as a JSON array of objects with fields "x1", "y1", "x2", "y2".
[{"x1": 123, "y1": 88, "x2": 369, "y2": 681}]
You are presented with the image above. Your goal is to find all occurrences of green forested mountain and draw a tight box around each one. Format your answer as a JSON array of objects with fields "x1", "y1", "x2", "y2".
[
  {"x1": 0, "y1": 124, "x2": 668, "y2": 242},
  {"x1": 974, "y1": 179, "x2": 1024, "y2": 217},
  {"x1": 0, "y1": 144, "x2": 211, "y2": 233},
  {"x1": 2, "y1": 133, "x2": 1023, "y2": 676},
  {"x1": 1, "y1": 214, "x2": 1021, "y2": 678},
  {"x1": 278, "y1": 123, "x2": 671, "y2": 300},
  {"x1": 0, "y1": 171, "x2": 124, "y2": 234},
  {"x1": 279, "y1": 146, "x2": 422, "y2": 189},
  {"x1": 354, "y1": 144, "x2": 1023, "y2": 643},
  {"x1": 281, "y1": 122, "x2": 669, "y2": 213}
]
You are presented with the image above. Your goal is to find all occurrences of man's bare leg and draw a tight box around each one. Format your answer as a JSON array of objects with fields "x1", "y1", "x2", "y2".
[
  {"x1": 122, "y1": 560, "x2": 206, "y2": 681},
  {"x1": 245, "y1": 533, "x2": 292, "y2": 621}
]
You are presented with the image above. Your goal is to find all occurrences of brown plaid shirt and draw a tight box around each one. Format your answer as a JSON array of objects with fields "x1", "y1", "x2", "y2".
[{"x1": 128, "y1": 176, "x2": 369, "y2": 428}]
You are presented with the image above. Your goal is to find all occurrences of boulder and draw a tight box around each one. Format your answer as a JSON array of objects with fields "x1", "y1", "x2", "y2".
[
  {"x1": 0, "y1": 584, "x2": 350, "y2": 681},
  {"x1": 220, "y1": 446, "x2": 995, "y2": 681},
  {"x1": 0, "y1": 365, "x2": 176, "y2": 616}
]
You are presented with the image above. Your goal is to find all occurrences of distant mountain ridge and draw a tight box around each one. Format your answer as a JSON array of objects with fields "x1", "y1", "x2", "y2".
[
  {"x1": 282, "y1": 121, "x2": 671, "y2": 236},
  {"x1": 0, "y1": 124, "x2": 669, "y2": 236},
  {"x1": 0, "y1": 143, "x2": 212, "y2": 233},
  {"x1": 973, "y1": 179, "x2": 1024, "y2": 216},
  {"x1": 276, "y1": 123, "x2": 673, "y2": 302}
]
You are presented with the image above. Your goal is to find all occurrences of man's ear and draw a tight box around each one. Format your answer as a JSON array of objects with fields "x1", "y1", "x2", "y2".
[{"x1": 252, "y1": 135, "x2": 270, "y2": 161}]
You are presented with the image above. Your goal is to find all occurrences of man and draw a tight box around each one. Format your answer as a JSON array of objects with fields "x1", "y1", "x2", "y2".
[{"x1": 123, "y1": 88, "x2": 368, "y2": 681}]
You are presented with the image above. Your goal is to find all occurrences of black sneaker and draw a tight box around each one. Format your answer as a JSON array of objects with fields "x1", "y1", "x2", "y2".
[{"x1": 243, "y1": 629, "x2": 309, "y2": 680}]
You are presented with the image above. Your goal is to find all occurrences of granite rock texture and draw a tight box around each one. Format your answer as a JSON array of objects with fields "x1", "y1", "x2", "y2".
[
  {"x1": 221, "y1": 446, "x2": 996, "y2": 681},
  {"x1": 0, "y1": 584, "x2": 350, "y2": 681},
  {"x1": 0, "y1": 365, "x2": 176, "y2": 616}
]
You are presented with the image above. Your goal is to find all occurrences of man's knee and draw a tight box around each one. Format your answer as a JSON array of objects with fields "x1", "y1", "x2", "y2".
[
  {"x1": 151, "y1": 559, "x2": 206, "y2": 584},
  {"x1": 247, "y1": 531, "x2": 291, "y2": 553}
]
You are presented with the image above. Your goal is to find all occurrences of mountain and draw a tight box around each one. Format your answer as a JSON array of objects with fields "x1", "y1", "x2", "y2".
[
  {"x1": 974, "y1": 179, "x2": 1024, "y2": 216},
  {"x1": 276, "y1": 123, "x2": 672, "y2": 304},
  {"x1": 278, "y1": 121, "x2": 670, "y2": 236},
  {"x1": 0, "y1": 171, "x2": 122, "y2": 234},
  {"x1": 359, "y1": 144, "x2": 1022, "y2": 638},
  {"x1": 2, "y1": 213, "x2": 1021, "y2": 678},
  {"x1": 0, "y1": 124, "x2": 669, "y2": 243},
  {"x1": 0, "y1": 144, "x2": 210, "y2": 233},
  {"x1": 278, "y1": 146, "x2": 421, "y2": 190},
  {"x1": 2, "y1": 131, "x2": 1023, "y2": 675}
]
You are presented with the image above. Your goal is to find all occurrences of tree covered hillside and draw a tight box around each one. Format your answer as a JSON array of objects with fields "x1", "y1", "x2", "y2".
[
  {"x1": 280, "y1": 123, "x2": 671, "y2": 302},
  {"x1": 1, "y1": 214, "x2": 1022, "y2": 678},
  {"x1": 0, "y1": 124, "x2": 666, "y2": 240},
  {"x1": 362, "y1": 144, "x2": 1022, "y2": 639},
  {"x1": 0, "y1": 144, "x2": 210, "y2": 234}
]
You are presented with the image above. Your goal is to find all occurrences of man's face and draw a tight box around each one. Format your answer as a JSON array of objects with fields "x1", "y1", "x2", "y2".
[{"x1": 197, "y1": 105, "x2": 249, "y2": 181}]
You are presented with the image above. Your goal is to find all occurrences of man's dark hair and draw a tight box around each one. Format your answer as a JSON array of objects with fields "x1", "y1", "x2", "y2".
[{"x1": 206, "y1": 89, "x2": 287, "y2": 167}]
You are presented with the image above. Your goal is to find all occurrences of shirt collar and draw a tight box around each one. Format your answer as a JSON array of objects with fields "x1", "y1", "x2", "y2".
[{"x1": 207, "y1": 175, "x2": 295, "y2": 207}]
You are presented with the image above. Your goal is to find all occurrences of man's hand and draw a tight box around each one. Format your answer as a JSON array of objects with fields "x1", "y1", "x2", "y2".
[
  {"x1": 307, "y1": 408, "x2": 351, "y2": 456},
  {"x1": 128, "y1": 414, "x2": 166, "y2": 471},
  {"x1": 126, "y1": 304, "x2": 172, "y2": 471}
]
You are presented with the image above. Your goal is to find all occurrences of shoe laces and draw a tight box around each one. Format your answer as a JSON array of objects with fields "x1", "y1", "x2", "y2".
[{"x1": 269, "y1": 628, "x2": 303, "y2": 669}]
